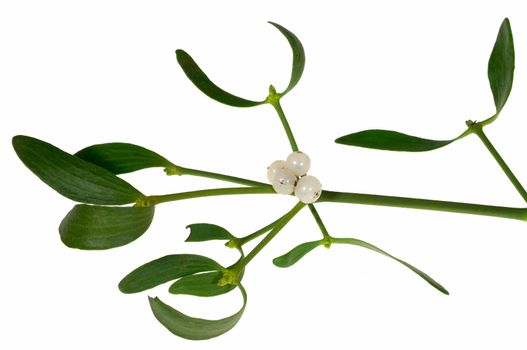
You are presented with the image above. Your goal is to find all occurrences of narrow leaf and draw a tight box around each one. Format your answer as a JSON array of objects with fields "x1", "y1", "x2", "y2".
[
  {"x1": 176, "y1": 49, "x2": 264, "y2": 107},
  {"x1": 169, "y1": 271, "x2": 236, "y2": 297},
  {"x1": 75, "y1": 142, "x2": 175, "y2": 175},
  {"x1": 268, "y1": 21, "x2": 305, "y2": 95},
  {"x1": 332, "y1": 237, "x2": 449, "y2": 295},
  {"x1": 273, "y1": 240, "x2": 324, "y2": 267},
  {"x1": 335, "y1": 129, "x2": 453, "y2": 152},
  {"x1": 149, "y1": 284, "x2": 247, "y2": 340},
  {"x1": 119, "y1": 254, "x2": 222, "y2": 294},
  {"x1": 12, "y1": 135, "x2": 142, "y2": 204},
  {"x1": 59, "y1": 205, "x2": 155, "y2": 250},
  {"x1": 488, "y1": 18, "x2": 514, "y2": 115},
  {"x1": 185, "y1": 223, "x2": 234, "y2": 242}
]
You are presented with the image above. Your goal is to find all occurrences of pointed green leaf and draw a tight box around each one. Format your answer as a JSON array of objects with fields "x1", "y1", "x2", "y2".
[
  {"x1": 488, "y1": 18, "x2": 514, "y2": 116},
  {"x1": 268, "y1": 22, "x2": 305, "y2": 96},
  {"x1": 75, "y1": 142, "x2": 175, "y2": 175},
  {"x1": 335, "y1": 129, "x2": 453, "y2": 152},
  {"x1": 332, "y1": 237, "x2": 449, "y2": 295},
  {"x1": 273, "y1": 240, "x2": 324, "y2": 267},
  {"x1": 176, "y1": 49, "x2": 264, "y2": 107},
  {"x1": 59, "y1": 204, "x2": 155, "y2": 250},
  {"x1": 119, "y1": 254, "x2": 222, "y2": 294},
  {"x1": 12, "y1": 135, "x2": 142, "y2": 204},
  {"x1": 169, "y1": 271, "x2": 236, "y2": 297},
  {"x1": 185, "y1": 223, "x2": 234, "y2": 242},
  {"x1": 149, "y1": 284, "x2": 247, "y2": 340}
]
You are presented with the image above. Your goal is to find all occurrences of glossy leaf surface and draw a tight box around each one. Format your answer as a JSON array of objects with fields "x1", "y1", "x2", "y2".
[
  {"x1": 149, "y1": 284, "x2": 247, "y2": 340},
  {"x1": 59, "y1": 205, "x2": 155, "y2": 250},
  {"x1": 176, "y1": 49, "x2": 264, "y2": 107},
  {"x1": 13, "y1": 135, "x2": 142, "y2": 204},
  {"x1": 332, "y1": 237, "x2": 449, "y2": 295},
  {"x1": 75, "y1": 142, "x2": 174, "y2": 175},
  {"x1": 488, "y1": 18, "x2": 514, "y2": 116},
  {"x1": 335, "y1": 129, "x2": 453, "y2": 152},
  {"x1": 273, "y1": 240, "x2": 323, "y2": 267},
  {"x1": 119, "y1": 254, "x2": 222, "y2": 294},
  {"x1": 269, "y1": 21, "x2": 305, "y2": 96},
  {"x1": 185, "y1": 223, "x2": 234, "y2": 242},
  {"x1": 169, "y1": 271, "x2": 236, "y2": 297}
]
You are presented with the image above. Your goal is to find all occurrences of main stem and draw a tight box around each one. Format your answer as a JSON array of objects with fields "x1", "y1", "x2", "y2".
[
  {"x1": 471, "y1": 124, "x2": 527, "y2": 204},
  {"x1": 147, "y1": 186, "x2": 274, "y2": 205}
]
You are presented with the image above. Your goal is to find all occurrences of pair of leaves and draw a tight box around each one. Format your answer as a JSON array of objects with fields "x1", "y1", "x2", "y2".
[
  {"x1": 120, "y1": 253, "x2": 244, "y2": 340},
  {"x1": 12, "y1": 136, "x2": 172, "y2": 249},
  {"x1": 336, "y1": 18, "x2": 514, "y2": 152},
  {"x1": 273, "y1": 236, "x2": 448, "y2": 295},
  {"x1": 176, "y1": 21, "x2": 305, "y2": 107}
]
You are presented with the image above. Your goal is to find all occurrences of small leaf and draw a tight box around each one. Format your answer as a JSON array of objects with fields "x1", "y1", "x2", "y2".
[
  {"x1": 149, "y1": 284, "x2": 247, "y2": 340},
  {"x1": 185, "y1": 223, "x2": 234, "y2": 242},
  {"x1": 332, "y1": 237, "x2": 449, "y2": 295},
  {"x1": 59, "y1": 205, "x2": 155, "y2": 250},
  {"x1": 335, "y1": 129, "x2": 453, "y2": 152},
  {"x1": 268, "y1": 22, "x2": 305, "y2": 96},
  {"x1": 273, "y1": 240, "x2": 324, "y2": 267},
  {"x1": 488, "y1": 18, "x2": 514, "y2": 116},
  {"x1": 169, "y1": 271, "x2": 236, "y2": 297},
  {"x1": 119, "y1": 254, "x2": 222, "y2": 294},
  {"x1": 12, "y1": 135, "x2": 142, "y2": 205},
  {"x1": 75, "y1": 142, "x2": 175, "y2": 175},
  {"x1": 176, "y1": 49, "x2": 265, "y2": 107}
]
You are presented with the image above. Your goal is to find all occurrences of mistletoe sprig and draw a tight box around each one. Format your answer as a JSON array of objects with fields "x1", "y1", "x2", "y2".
[{"x1": 13, "y1": 19, "x2": 521, "y2": 340}]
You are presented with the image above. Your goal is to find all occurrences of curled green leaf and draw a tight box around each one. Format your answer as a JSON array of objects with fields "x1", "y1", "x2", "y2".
[
  {"x1": 268, "y1": 21, "x2": 305, "y2": 96},
  {"x1": 169, "y1": 271, "x2": 236, "y2": 297},
  {"x1": 185, "y1": 223, "x2": 234, "y2": 242},
  {"x1": 273, "y1": 239, "x2": 324, "y2": 267},
  {"x1": 176, "y1": 49, "x2": 265, "y2": 107},
  {"x1": 332, "y1": 237, "x2": 449, "y2": 295},
  {"x1": 59, "y1": 205, "x2": 155, "y2": 250},
  {"x1": 335, "y1": 129, "x2": 453, "y2": 152},
  {"x1": 12, "y1": 135, "x2": 142, "y2": 205},
  {"x1": 149, "y1": 284, "x2": 247, "y2": 340},
  {"x1": 119, "y1": 254, "x2": 222, "y2": 294},
  {"x1": 75, "y1": 142, "x2": 175, "y2": 175}
]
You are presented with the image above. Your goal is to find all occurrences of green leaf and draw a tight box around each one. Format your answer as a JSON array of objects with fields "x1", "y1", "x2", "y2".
[
  {"x1": 75, "y1": 142, "x2": 175, "y2": 175},
  {"x1": 59, "y1": 205, "x2": 155, "y2": 250},
  {"x1": 12, "y1": 135, "x2": 142, "y2": 205},
  {"x1": 273, "y1": 240, "x2": 324, "y2": 267},
  {"x1": 119, "y1": 254, "x2": 222, "y2": 294},
  {"x1": 488, "y1": 18, "x2": 514, "y2": 116},
  {"x1": 185, "y1": 223, "x2": 234, "y2": 242},
  {"x1": 268, "y1": 21, "x2": 305, "y2": 96},
  {"x1": 149, "y1": 284, "x2": 247, "y2": 340},
  {"x1": 176, "y1": 49, "x2": 265, "y2": 107},
  {"x1": 332, "y1": 237, "x2": 449, "y2": 295},
  {"x1": 335, "y1": 129, "x2": 453, "y2": 152},
  {"x1": 169, "y1": 271, "x2": 236, "y2": 297}
]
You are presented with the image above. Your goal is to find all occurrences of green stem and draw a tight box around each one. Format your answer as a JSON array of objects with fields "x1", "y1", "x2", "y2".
[
  {"x1": 236, "y1": 202, "x2": 305, "y2": 269},
  {"x1": 147, "y1": 186, "x2": 274, "y2": 205},
  {"x1": 471, "y1": 125, "x2": 527, "y2": 204},
  {"x1": 270, "y1": 99, "x2": 299, "y2": 151},
  {"x1": 239, "y1": 213, "x2": 288, "y2": 246},
  {"x1": 176, "y1": 166, "x2": 269, "y2": 187},
  {"x1": 308, "y1": 204, "x2": 330, "y2": 239},
  {"x1": 319, "y1": 190, "x2": 527, "y2": 221}
]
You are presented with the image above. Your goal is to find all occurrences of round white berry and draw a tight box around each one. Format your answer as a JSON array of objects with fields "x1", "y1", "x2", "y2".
[
  {"x1": 286, "y1": 151, "x2": 311, "y2": 176},
  {"x1": 295, "y1": 175, "x2": 322, "y2": 203},
  {"x1": 271, "y1": 168, "x2": 297, "y2": 195},
  {"x1": 267, "y1": 160, "x2": 287, "y2": 183}
]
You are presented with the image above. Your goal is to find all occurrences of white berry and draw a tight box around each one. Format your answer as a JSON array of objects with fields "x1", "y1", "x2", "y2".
[
  {"x1": 295, "y1": 175, "x2": 322, "y2": 203},
  {"x1": 271, "y1": 168, "x2": 297, "y2": 195},
  {"x1": 286, "y1": 151, "x2": 311, "y2": 176},
  {"x1": 267, "y1": 160, "x2": 287, "y2": 183}
]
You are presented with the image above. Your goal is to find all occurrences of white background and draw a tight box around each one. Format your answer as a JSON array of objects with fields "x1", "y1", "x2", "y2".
[{"x1": 2, "y1": 0, "x2": 527, "y2": 349}]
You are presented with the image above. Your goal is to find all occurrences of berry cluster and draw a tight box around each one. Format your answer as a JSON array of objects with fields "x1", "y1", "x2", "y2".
[{"x1": 267, "y1": 151, "x2": 322, "y2": 203}]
